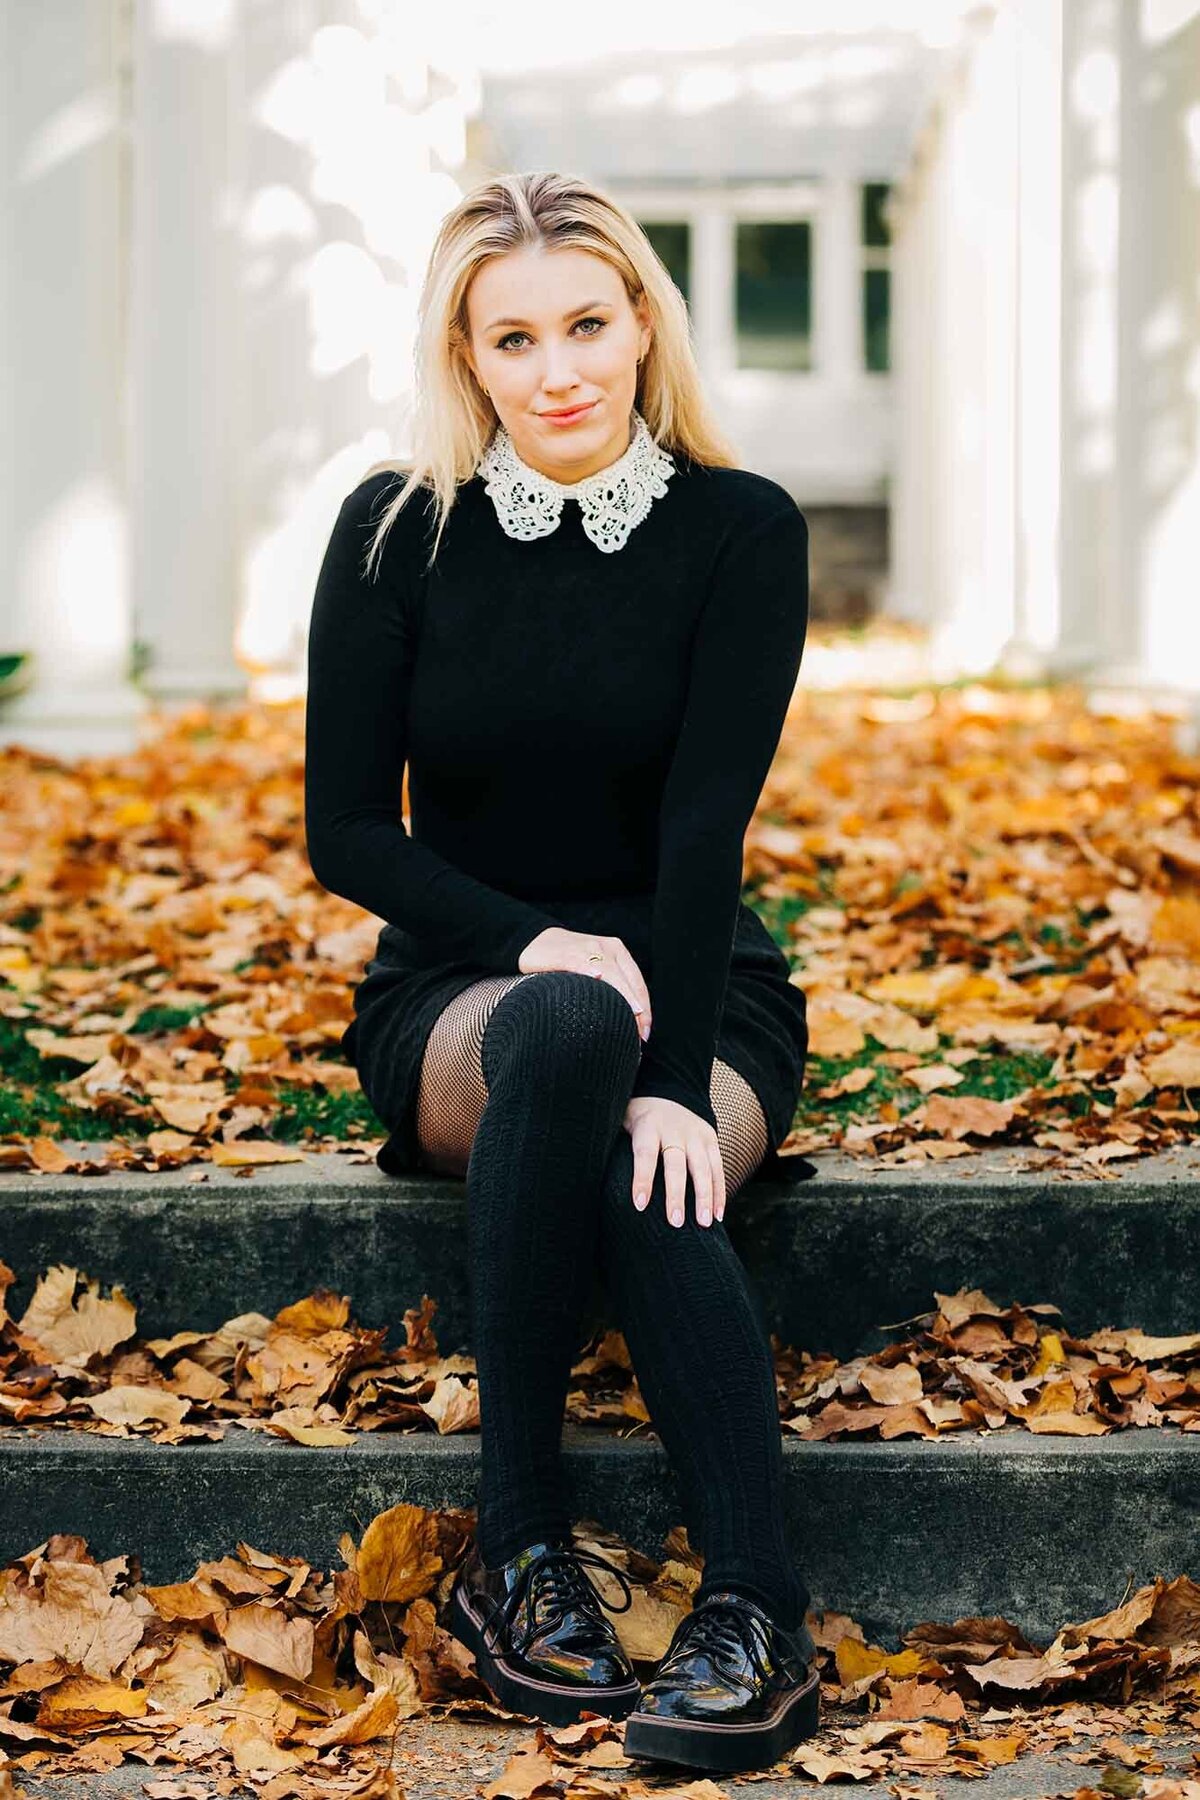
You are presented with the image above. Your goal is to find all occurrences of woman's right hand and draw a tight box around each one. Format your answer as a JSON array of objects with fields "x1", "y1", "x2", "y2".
[{"x1": 518, "y1": 927, "x2": 652, "y2": 1043}]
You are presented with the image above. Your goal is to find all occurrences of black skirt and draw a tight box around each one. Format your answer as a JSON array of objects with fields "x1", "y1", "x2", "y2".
[{"x1": 342, "y1": 892, "x2": 817, "y2": 1184}]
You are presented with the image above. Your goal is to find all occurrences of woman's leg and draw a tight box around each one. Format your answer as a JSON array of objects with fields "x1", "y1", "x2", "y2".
[
  {"x1": 416, "y1": 970, "x2": 642, "y2": 1568},
  {"x1": 594, "y1": 1062, "x2": 811, "y2": 1632},
  {"x1": 414, "y1": 980, "x2": 797, "y2": 1613},
  {"x1": 414, "y1": 974, "x2": 532, "y2": 1177}
]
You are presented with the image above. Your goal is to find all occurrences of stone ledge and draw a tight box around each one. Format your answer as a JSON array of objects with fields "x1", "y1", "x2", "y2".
[
  {"x1": 0, "y1": 1425, "x2": 1194, "y2": 1644},
  {"x1": 3, "y1": 1143, "x2": 1199, "y2": 1357}
]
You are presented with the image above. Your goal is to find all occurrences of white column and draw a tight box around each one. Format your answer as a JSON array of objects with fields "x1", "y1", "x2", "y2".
[
  {"x1": 1100, "y1": 0, "x2": 1200, "y2": 699},
  {"x1": 692, "y1": 202, "x2": 734, "y2": 379},
  {"x1": 815, "y1": 175, "x2": 860, "y2": 388},
  {"x1": 886, "y1": 113, "x2": 940, "y2": 627},
  {"x1": 1052, "y1": 0, "x2": 1125, "y2": 676},
  {"x1": 885, "y1": 4, "x2": 1020, "y2": 676},
  {"x1": 0, "y1": 0, "x2": 149, "y2": 756},
  {"x1": 128, "y1": 0, "x2": 248, "y2": 700},
  {"x1": 999, "y1": 0, "x2": 1064, "y2": 678}
]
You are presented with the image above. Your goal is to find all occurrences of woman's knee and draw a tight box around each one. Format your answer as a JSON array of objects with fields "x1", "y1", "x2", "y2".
[{"x1": 479, "y1": 968, "x2": 642, "y2": 1090}]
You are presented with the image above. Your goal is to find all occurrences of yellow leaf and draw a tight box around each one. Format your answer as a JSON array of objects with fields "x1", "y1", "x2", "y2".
[
  {"x1": 209, "y1": 1141, "x2": 309, "y2": 1166},
  {"x1": 1030, "y1": 1333, "x2": 1068, "y2": 1376},
  {"x1": 37, "y1": 1673, "x2": 148, "y2": 1733},
  {"x1": 355, "y1": 1505, "x2": 444, "y2": 1605}
]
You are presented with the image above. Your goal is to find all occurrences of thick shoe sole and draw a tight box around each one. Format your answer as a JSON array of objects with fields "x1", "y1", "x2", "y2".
[
  {"x1": 623, "y1": 1666, "x2": 821, "y2": 1773},
  {"x1": 447, "y1": 1574, "x2": 643, "y2": 1727}
]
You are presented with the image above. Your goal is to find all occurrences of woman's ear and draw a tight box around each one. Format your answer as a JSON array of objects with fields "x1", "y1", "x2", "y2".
[{"x1": 635, "y1": 296, "x2": 653, "y2": 363}]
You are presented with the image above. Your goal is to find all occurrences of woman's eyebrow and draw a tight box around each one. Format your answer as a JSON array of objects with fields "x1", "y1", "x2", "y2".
[{"x1": 484, "y1": 300, "x2": 612, "y2": 331}]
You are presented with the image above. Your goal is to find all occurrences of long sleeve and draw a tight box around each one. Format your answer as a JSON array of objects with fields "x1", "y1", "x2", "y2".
[
  {"x1": 304, "y1": 477, "x2": 563, "y2": 969},
  {"x1": 629, "y1": 499, "x2": 809, "y2": 1129}
]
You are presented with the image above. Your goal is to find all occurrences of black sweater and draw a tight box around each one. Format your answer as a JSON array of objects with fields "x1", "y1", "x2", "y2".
[{"x1": 304, "y1": 448, "x2": 809, "y2": 1130}]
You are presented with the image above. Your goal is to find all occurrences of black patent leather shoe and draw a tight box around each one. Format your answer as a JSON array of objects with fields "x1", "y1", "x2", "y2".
[
  {"x1": 623, "y1": 1589, "x2": 821, "y2": 1772},
  {"x1": 447, "y1": 1534, "x2": 642, "y2": 1725}
]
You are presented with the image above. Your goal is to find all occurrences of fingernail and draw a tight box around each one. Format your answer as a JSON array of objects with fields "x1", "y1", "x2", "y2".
[
  {"x1": 699, "y1": 1209, "x2": 710, "y2": 1226},
  {"x1": 670, "y1": 1209, "x2": 683, "y2": 1227},
  {"x1": 635, "y1": 1192, "x2": 646, "y2": 1209}
]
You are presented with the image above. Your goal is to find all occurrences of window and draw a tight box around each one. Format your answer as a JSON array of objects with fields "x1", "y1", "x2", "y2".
[
  {"x1": 735, "y1": 220, "x2": 812, "y2": 372},
  {"x1": 861, "y1": 182, "x2": 891, "y2": 373},
  {"x1": 639, "y1": 220, "x2": 692, "y2": 312}
]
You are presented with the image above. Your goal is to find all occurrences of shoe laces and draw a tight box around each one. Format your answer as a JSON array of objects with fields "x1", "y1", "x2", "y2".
[
  {"x1": 480, "y1": 1542, "x2": 634, "y2": 1661},
  {"x1": 661, "y1": 1596, "x2": 811, "y2": 1688}
]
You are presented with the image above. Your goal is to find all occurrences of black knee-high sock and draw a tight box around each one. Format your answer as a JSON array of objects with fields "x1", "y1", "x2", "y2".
[
  {"x1": 594, "y1": 1131, "x2": 811, "y2": 1632},
  {"x1": 468, "y1": 971, "x2": 641, "y2": 1568}
]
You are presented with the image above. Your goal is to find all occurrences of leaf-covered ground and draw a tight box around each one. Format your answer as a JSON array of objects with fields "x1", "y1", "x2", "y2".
[
  {"x1": 1, "y1": 1511, "x2": 1199, "y2": 1798},
  {"x1": 0, "y1": 679, "x2": 1198, "y2": 1173}
]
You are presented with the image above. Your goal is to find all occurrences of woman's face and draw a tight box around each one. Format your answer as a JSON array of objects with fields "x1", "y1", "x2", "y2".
[{"x1": 463, "y1": 244, "x2": 652, "y2": 482}]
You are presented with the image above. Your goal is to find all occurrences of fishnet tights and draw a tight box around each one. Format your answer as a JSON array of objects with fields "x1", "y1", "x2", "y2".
[{"x1": 415, "y1": 972, "x2": 770, "y2": 1191}]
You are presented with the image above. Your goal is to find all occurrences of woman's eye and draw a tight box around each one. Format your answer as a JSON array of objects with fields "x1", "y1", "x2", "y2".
[{"x1": 496, "y1": 317, "x2": 606, "y2": 353}]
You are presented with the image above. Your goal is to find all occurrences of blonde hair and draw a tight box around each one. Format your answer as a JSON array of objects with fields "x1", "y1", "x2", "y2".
[{"x1": 360, "y1": 169, "x2": 739, "y2": 579}]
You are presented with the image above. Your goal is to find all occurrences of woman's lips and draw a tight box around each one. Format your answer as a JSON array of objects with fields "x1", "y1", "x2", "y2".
[{"x1": 540, "y1": 401, "x2": 597, "y2": 424}]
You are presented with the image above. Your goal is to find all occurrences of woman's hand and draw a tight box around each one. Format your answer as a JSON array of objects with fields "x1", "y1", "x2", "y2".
[
  {"x1": 518, "y1": 926, "x2": 651, "y2": 1043},
  {"x1": 623, "y1": 1095, "x2": 726, "y2": 1229}
]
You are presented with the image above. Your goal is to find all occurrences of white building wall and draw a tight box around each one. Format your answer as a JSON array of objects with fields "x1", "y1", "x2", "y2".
[
  {"x1": 890, "y1": 0, "x2": 1200, "y2": 700},
  {"x1": 0, "y1": 0, "x2": 148, "y2": 753},
  {"x1": 0, "y1": 0, "x2": 478, "y2": 751}
]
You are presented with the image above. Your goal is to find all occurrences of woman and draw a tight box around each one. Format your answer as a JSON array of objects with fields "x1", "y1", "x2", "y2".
[{"x1": 304, "y1": 170, "x2": 820, "y2": 1775}]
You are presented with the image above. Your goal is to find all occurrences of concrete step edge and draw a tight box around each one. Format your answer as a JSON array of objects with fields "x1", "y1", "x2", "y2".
[{"x1": 1, "y1": 1426, "x2": 1194, "y2": 1644}]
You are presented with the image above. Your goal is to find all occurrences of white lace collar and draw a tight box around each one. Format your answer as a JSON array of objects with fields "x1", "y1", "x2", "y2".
[{"x1": 476, "y1": 409, "x2": 677, "y2": 553}]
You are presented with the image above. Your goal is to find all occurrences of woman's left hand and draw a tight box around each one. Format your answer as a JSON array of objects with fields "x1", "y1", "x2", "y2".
[{"x1": 623, "y1": 1096, "x2": 726, "y2": 1229}]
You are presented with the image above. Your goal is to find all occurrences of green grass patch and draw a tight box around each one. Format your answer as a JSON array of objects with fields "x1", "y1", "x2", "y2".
[
  {"x1": 0, "y1": 1080, "x2": 131, "y2": 1142},
  {"x1": 792, "y1": 1038, "x2": 1059, "y2": 1132},
  {"x1": 130, "y1": 1002, "x2": 215, "y2": 1034},
  {"x1": 268, "y1": 1083, "x2": 382, "y2": 1143}
]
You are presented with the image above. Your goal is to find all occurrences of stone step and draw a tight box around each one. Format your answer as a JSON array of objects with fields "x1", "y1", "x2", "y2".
[
  {"x1": 1, "y1": 1424, "x2": 1194, "y2": 1646},
  {"x1": 2, "y1": 1144, "x2": 1199, "y2": 1359}
]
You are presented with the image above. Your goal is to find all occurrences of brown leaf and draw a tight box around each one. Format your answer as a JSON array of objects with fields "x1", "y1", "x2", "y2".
[
  {"x1": 956, "y1": 1731, "x2": 1027, "y2": 1764},
  {"x1": 355, "y1": 1505, "x2": 444, "y2": 1605},
  {"x1": 209, "y1": 1141, "x2": 308, "y2": 1166},
  {"x1": 142, "y1": 1628, "x2": 234, "y2": 1710},
  {"x1": 85, "y1": 1385, "x2": 191, "y2": 1428},
  {"x1": 36, "y1": 1673, "x2": 148, "y2": 1734},
  {"x1": 300, "y1": 1684, "x2": 399, "y2": 1747},
  {"x1": 274, "y1": 1290, "x2": 351, "y2": 1334},
  {"x1": 873, "y1": 1677, "x2": 965, "y2": 1721},
  {"x1": 859, "y1": 1361, "x2": 924, "y2": 1406},
  {"x1": 17, "y1": 1266, "x2": 136, "y2": 1368},
  {"x1": 420, "y1": 1373, "x2": 480, "y2": 1433},
  {"x1": 0, "y1": 1561, "x2": 144, "y2": 1679},
  {"x1": 791, "y1": 1745, "x2": 891, "y2": 1782},
  {"x1": 920, "y1": 1093, "x2": 1017, "y2": 1139},
  {"x1": 220, "y1": 1603, "x2": 315, "y2": 1682}
]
